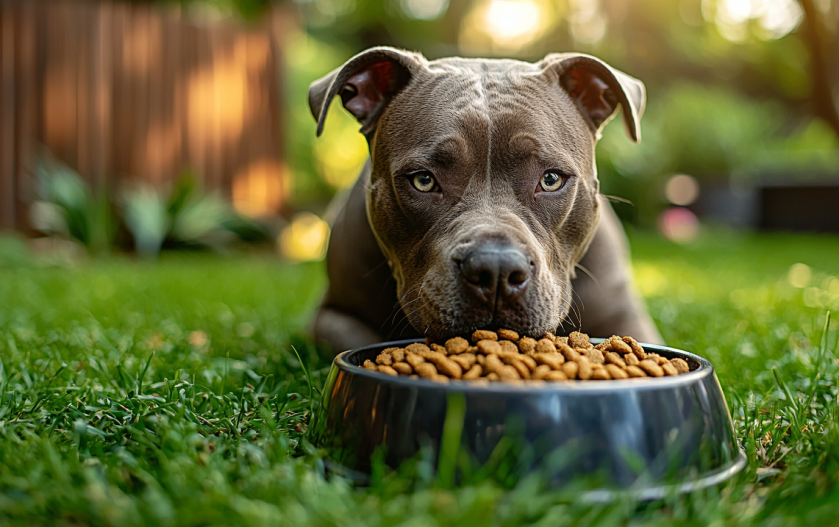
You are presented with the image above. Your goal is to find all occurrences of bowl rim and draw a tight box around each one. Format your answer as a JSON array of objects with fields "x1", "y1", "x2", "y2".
[{"x1": 334, "y1": 338, "x2": 714, "y2": 393}]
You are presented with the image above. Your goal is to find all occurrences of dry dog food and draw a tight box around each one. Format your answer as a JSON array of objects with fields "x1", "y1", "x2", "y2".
[{"x1": 361, "y1": 330, "x2": 692, "y2": 383}]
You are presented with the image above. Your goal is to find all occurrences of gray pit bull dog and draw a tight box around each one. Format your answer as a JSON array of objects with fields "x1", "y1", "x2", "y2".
[{"x1": 309, "y1": 47, "x2": 663, "y2": 353}]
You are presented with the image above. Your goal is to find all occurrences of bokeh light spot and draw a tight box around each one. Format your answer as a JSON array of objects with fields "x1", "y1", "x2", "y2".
[
  {"x1": 665, "y1": 174, "x2": 700, "y2": 206},
  {"x1": 459, "y1": 0, "x2": 556, "y2": 54},
  {"x1": 788, "y1": 263, "x2": 812, "y2": 288},
  {"x1": 401, "y1": 0, "x2": 449, "y2": 20},
  {"x1": 658, "y1": 207, "x2": 700, "y2": 243},
  {"x1": 279, "y1": 212, "x2": 330, "y2": 262}
]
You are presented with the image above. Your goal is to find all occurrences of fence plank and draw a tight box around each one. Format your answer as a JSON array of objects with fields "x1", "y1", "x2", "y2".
[{"x1": 1, "y1": 3, "x2": 16, "y2": 230}]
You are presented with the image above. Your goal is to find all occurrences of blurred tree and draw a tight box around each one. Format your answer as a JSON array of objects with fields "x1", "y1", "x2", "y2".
[{"x1": 797, "y1": 0, "x2": 839, "y2": 136}]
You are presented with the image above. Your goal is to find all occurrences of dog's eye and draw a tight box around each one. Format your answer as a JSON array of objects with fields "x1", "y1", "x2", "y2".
[
  {"x1": 540, "y1": 171, "x2": 567, "y2": 192},
  {"x1": 411, "y1": 171, "x2": 437, "y2": 193}
]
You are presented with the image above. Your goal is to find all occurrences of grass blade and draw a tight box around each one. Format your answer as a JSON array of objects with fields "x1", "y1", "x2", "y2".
[{"x1": 436, "y1": 392, "x2": 466, "y2": 489}]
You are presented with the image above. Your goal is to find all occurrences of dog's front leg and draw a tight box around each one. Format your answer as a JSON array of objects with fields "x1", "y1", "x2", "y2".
[{"x1": 313, "y1": 306, "x2": 386, "y2": 353}]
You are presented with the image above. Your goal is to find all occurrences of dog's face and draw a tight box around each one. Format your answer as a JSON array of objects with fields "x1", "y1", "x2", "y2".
[{"x1": 310, "y1": 49, "x2": 644, "y2": 340}]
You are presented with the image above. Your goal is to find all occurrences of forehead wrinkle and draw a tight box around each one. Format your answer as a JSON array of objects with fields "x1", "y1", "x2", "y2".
[
  {"x1": 389, "y1": 134, "x2": 470, "y2": 174},
  {"x1": 508, "y1": 132, "x2": 584, "y2": 175}
]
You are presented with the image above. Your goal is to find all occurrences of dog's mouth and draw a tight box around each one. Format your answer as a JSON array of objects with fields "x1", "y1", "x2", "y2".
[{"x1": 400, "y1": 270, "x2": 571, "y2": 341}]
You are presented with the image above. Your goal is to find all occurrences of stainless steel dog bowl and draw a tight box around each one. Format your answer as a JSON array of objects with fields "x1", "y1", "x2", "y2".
[{"x1": 310, "y1": 339, "x2": 746, "y2": 499}]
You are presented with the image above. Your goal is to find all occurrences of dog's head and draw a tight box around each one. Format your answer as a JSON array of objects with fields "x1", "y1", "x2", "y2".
[{"x1": 309, "y1": 47, "x2": 644, "y2": 340}]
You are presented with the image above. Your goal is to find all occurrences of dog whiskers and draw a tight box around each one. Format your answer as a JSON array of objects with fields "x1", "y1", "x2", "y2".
[
  {"x1": 574, "y1": 263, "x2": 598, "y2": 286},
  {"x1": 382, "y1": 283, "x2": 422, "y2": 331},
  {"x1": 599, "y1": 193, "x2": 634, "y2": 206}
]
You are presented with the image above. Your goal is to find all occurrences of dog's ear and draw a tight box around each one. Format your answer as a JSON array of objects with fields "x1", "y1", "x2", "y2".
[
  {"x1": 309, "y1": 47, "x2": 425, "y2": 137},
  {"x1": 540, "y1": 54, "x2": 645, "y2": 142}
]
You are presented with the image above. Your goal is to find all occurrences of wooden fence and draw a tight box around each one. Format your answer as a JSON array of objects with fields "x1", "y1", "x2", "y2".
[{"x1": 0, "y1": 0, "x2": 287, "y2": 232}]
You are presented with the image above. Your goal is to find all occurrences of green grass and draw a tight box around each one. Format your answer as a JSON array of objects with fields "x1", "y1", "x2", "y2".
[{"x1": 1, "y1": 230, "x2": 838, "y2": 526}]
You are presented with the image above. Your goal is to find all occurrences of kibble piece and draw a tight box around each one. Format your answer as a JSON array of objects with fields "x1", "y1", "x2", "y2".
[
  {"x1": 499, "y1": 340, "x2": 519, "y2": 355},
  {"x1": 518, "y1": 355, "x2": 538, "y2": 372},
  {"x1": 561, "y1": 361, "x2": 579, "y2": 379},
  {"x1": 532, "y1": 364, "x2": 552, "y2": 380},
  {"x1": 638, "y1": 360, "x2": 664, "y2": 377},
  {"x1": 576, "y1": 357, "x2": 593, "y2": 380},
  {"x1": 518, "y1": 337, "x2": 537, "y2": 353},
  {"x1": 508, "y1": 359, "x2": 531, "y2": 379},
  {"x1": 624, "y1": 353, "x2": 640, "y2": 366},
  {"x1": 591, "y1": 368, "x2": 611, "y2": 380},
  {"x1": 484, "y1": 353, "x2": 506, "y2": 374},
  {"x1": 610, "y1": 338, "x2": 633, "y2": 355},
  {"x1": 450, "y1": 353, "x2": 476, "y2": 371},
  {"x1": 656, "y1": 356, "x2": 669, "y2": 366},
  {"x1": 415, "y1": 362, "x2": 437, "y2": 378},
  {"x1": 486, "y1": 354, "x2": 520, "y2": 380},
  {"x1": 376, "y1": 353, "x2": 393, "y2": 366},
  {"x1": 382, "y1": 347, "x2": 401, "y2": 355},
  {"x1": 472, "y1": 329, "x2": 498, "y2": 342},
  {"x1": 406, "y1": 352, "x2": 425, "y2": 369},
  {"x1": 542, "y1": 332, "x2": 556, "y2": 342},
  {"x1": 445, "y1": 337, "x2": 469, "y2": 354},
  {"x1": 544, "y1": 370, "x2": 569, "y2": 381},
  {"x1": 661, "y1": 362, "x2": 679, "y2": 376},
  {"x1": 605, "y1": 352, "x2": 626, "y2": 368},
  {"x1": 622, "y1": 336, "x2": 646, "y2": 359},
  {"x1": 463, "y1": 364, "x2": 483, "y2": 380},
  {"x1": 392, "y1": 362, "x2": 413, "y2": 375},
  {"x1": 467, "y1": 346, "x2": 479, "y2": 354},
  {"x1": 498, "y1": 365, "x2": 521, "y2": 380},
  {"x1": 585, "y1": 348, "x2": 605, "y2": 364},
  {"x1": 391, "y1": 349, "x2": 406, "y2": 363},
  {"x1": 476, "y1": 354, "x2": 486, "y2": 367},
  {"x1": 670, "y1": 358, "x2": 690, "y2": 374},
  {"x1": 645, "y1": 353, "x2": 662, "y2": 364},
  {"x1": 559, "y1": 344, "x2": 579, "y2": 362},
  {"x1": 430, "y1": 343, "x2": 448, "y2": 355},
  {"x1": 497, "y1": 328, "x2": 520, "y2": 341},
  {"x1": 434, "y1": 357, "x2": 464, "y2": 379},
  {"x1": 569, "y1": 331, "x2": 591, "y2": 349},
  {"x1": 421, "y1": 352, "x2": 464, "y2": 379},
  {"x1": 533, "y1": 353, "x2": 564, "y2": 370},
  {"x1": 594, "y1": 340, "x2": 612, "y2": 351},
  {"x1": 363, "y1": 360, "x2": 377, "y2": 371},
  {"x1": 605, "y1": 364, "x2": 629, "y2": 379},
  {"x1": 431, "y1": 375, "x2": 450, "y2": 383},
  {"x1": 554, "y1": 336, "x2": 569, "y2": 347},
  {"x1": 477, "y1": 340, "x2": 502, "y2": 355},
  {"x1": 377, "y1": 365, "x2": 398, "y2": 376},
  {"x1": 486, "y1": 372, "x2": 501, "y2": 381},
  {"x1": 625, "y1": 365, "x2": 647, "y2": 378},
  {"x1": 535, "y1": 338, "x2": 557, "y2": 354},
  {"x1": 405, "y1": 343, "x2": 431, "y2": 355}
]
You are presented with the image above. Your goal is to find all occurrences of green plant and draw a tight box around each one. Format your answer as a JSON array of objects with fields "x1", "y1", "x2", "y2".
[
  {"x1": 30, "y1": 161, "x2": 117, "y2": 254},
  {"x1": 31, "y1": 161, "x2": 271, "y2": 257},
  {"x1": 122, "y1": 174, "x2": 271, "y2": 257}
]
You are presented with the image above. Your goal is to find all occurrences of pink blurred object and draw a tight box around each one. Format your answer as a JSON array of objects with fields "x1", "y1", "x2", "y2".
[{"x1": 658, "y1": 207, "x2": 700, "y2": 243}]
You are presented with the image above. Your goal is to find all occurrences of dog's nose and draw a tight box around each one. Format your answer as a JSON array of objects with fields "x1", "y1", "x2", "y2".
[{"x1": 459, "y1": 244, "x2": 531, "y2": 303}]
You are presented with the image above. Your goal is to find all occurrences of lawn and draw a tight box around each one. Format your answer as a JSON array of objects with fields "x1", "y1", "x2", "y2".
[{"x1": 0, "y1": 230, "x2": 838, "y2": 526}]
